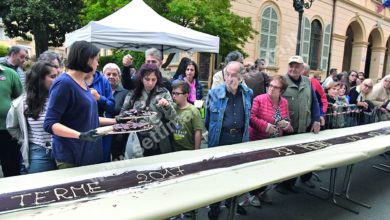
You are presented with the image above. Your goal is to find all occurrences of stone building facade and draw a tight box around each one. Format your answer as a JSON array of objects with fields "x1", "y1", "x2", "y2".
[{"x1": 231, "y1": 0, "x2": 390, "y2": 80}]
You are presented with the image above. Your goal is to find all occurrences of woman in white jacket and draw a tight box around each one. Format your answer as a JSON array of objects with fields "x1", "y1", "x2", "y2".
[{"x1": 7, "y1": 62, "x2": 58, "y2": 173}]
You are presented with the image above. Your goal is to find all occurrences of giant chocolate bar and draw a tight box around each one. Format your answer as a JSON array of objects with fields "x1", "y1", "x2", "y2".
[{"x1": 0, "y1": 127, "x2": 389, "y2": 213}]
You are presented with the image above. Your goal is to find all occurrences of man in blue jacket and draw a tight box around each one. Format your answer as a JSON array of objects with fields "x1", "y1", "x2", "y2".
[{"x1": 204, "y1": 61, "x2": 253, "y2": 220}]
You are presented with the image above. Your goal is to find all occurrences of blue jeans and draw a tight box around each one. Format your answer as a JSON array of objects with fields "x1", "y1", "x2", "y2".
[{"x1": 27, "y1": 143, "x2": 57, "y2": 174}]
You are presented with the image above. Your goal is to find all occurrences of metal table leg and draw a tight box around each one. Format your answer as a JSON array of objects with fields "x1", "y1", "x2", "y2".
[
  {"x1": 227, "y1": 197, "x2": 238, "y2": 220},
  {"x1": 307, "y1": 168, "x2": 360, "y2": 214},
  {"x1": 373, "y1": 163, "x2": 390, "y2": 172},
  {"x1": 337, "y1": 165, "x2": 371, "y2": 209}
]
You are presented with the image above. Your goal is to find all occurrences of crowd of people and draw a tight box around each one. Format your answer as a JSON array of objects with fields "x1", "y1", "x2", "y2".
[{"x1": 1, "y1": 42, "x2": 389, "y2": 219}]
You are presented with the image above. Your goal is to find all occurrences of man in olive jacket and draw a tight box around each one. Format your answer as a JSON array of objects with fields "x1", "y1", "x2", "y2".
[{"x1": 277, "y1": 55, "x2": 321, "y2": 193}]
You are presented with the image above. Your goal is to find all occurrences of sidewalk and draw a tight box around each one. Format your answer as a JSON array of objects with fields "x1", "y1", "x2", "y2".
[{"x1": 178, "y1": 155, "x2": 390, "y2": 220}]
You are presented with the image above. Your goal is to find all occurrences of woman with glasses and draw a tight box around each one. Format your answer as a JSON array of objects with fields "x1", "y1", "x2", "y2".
[
  {"x1": 247, "y1": 75, "x2": 293, "y2": 207},
  {"x1": 121, "y1": 63, "x2": 176, "y2": 157},
  {"x1": 7, "y1": 62, "x2": 58, "y2": 174},
  {"x1": 172, "y1": 60, "x2": 203, "y2": 104},
  {"x1": 349, "y1": 79, "x2": 375, "y2": 124}
]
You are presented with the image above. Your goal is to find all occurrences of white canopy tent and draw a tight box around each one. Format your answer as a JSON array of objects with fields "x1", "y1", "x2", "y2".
[{"x1": 64, "y1": 0, "x2": 219, "y2": 53}]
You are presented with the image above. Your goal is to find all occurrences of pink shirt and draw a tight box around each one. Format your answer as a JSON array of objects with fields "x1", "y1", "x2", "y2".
[{"x1": 187, "y1": 78, "x2": 196, "y2": 103}]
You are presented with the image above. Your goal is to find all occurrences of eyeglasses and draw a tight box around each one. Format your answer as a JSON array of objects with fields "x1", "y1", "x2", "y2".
[
  {"x1": 363, "y1": 84, "x2": 373, "y2": 89},
  {"x1": 269, "y1": 84, "x2": 281, "y2": 90},
  {"x1": 172, "y1": 92, "x2": 185, "y2": 96}
]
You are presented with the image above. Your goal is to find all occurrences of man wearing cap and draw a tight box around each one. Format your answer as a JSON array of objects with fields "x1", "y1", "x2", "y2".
[
  {"x1": 276, "y1": 55, "x2": 321, "y2": 193},
  {"x1": 282, "y1": 55, "x2": 320, "y2": 134}
]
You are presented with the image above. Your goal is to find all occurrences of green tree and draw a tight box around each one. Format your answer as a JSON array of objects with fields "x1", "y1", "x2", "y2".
[
  {"x1": 167, "y1": 0, "x2": 255, "y2": 57},
  {"x1": 0, "y1": 0, "x2": 83, "y2": 57},
  {"x1": 81, "y1": 0, "x2": 256, "y2": 57},
  {"x1": 0, "y1": 44, "x2": 8, "y2": 57},
  {"x1": 99, "y1": 50, "x2": 145, "y2": 71}
]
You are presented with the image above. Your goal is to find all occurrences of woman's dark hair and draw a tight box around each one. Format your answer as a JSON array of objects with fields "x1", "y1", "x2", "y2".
[
  {"x1": 131, "y1": 63, "x2": 163, "y2": 105},
  {"x1": 325, "y1": 81, "x2": 341, "y2": 93},
  {"x1": 24, "y1": 62, "x2": 56, "y2": 120},
  {"x1": 66, "y1": 41, "x2": 99, "y2": 73},
  {"x1": 184, "y1": 61, "x2": 199, "y2": 79},
  {"x1": 270, "y1": 75, "x2": 288, "y2": 94},
  {"x1": 172, "y1": 57, "x2": 190, "y2": 80}
]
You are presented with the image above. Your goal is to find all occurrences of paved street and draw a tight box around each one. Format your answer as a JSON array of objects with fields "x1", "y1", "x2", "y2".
[{"x1": 176, "y1": 155, "x2": 390, "y2": 220}]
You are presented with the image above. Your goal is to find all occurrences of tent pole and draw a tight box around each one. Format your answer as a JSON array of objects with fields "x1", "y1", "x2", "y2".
[{"x1": 208, "y1": 53, "x2": 216, "y2": 89}]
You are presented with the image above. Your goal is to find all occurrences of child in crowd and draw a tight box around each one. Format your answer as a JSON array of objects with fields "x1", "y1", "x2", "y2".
[{"x1": 171, "y1": 81, "x2": 203, "y2": 151}]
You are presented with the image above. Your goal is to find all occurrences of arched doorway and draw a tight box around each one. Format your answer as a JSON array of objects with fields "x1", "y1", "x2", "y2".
[
  {"x1": 342, "y1": 20, "x2": 364, "y2": 72},
  {"x1": 383, "y1": 38, "x2": 390, "y2": 77},
  {"x1": 309, "y1": 20, "x2": 322, "y2": 70},
  {"x1": 364, "y1": 35, "x2": 372, "y2": 78},
  {"x1": 342, "y1": 26, "x2": 353, "y2": 71},
  {"x1": 364, "y1": 28, "x2": 383, "y2": 79}
]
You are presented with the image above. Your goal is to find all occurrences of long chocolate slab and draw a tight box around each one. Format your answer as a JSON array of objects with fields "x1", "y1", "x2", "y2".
[{"x1": 1, "y1": 127, "x2": 389, "y2": 213}]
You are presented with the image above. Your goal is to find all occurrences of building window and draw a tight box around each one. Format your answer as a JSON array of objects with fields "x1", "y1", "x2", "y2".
[
  {"x1": 309, "y1": 19, "x2": 322, "y2": 70},
  {"x1": 320, "y1": 24, "x2": 331, "y2": 71},
  {"x1": 301, "y1": 16, "x2": 311, "y2": 63},
  {"x1": 259, "y1": 6, "x2": 278, "y2": 66}
]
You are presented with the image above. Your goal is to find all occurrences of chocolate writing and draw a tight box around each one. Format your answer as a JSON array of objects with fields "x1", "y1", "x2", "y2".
[
  {"x1": 10, "y1": 182, "x2": 105, "y2": 208},
  {"x1": 137, "y1": 167, "x2": 185, "y2": 184},
  {"x1": 272, "y1": 147, "x2": 296, "y2": 156},
  {"x1": 346, "y1": 135, "x2": 364, "y2": 141}
]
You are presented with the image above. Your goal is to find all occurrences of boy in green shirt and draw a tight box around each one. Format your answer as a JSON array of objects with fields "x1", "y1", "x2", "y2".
[{"x1": 172, "y1": 81, "x2": 202, "y2": 151}]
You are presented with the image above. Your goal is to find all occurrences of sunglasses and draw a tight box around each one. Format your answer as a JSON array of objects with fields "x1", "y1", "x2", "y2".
[{"x1": 363, "y1": 84, "x2": 373, "y2": 89}]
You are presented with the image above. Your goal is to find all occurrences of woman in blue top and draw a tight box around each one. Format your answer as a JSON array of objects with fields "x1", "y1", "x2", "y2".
[{"x1": 44, "y1": 41, "x2": 116, "y2": 169}]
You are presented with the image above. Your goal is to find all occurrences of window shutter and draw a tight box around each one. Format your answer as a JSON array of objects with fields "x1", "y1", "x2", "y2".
[
  {"x1": 321, "y1": 24, "x2": 331, "y2": 71},
  {"x1": 300, "y1": 16, "x2": 311, "y2": 63},
  {"x1": 259, "y1": 6, "x2": 278, "y2": 66}
]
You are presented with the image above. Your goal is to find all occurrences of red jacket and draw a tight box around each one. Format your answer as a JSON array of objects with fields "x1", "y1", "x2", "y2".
[
  {"x1": 249, "y1": 94, "x2": 291, "y2": 141},
  {"x1": 311, "y1": 78, "x2": 328, "y2": 114}
]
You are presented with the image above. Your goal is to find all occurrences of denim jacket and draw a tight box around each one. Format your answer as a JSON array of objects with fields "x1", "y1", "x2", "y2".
[{"x1": 205, "y1": 83, "x2": 253, "y2": 147}]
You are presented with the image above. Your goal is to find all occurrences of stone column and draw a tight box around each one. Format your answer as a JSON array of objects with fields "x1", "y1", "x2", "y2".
[
  {"x1": 350, "y1": 41, "x2": 368, "y2": 73},
  {"x1": 383, "y1": 50, "x2": 390, "y2": 76},
  {"x1": 331, "y1": 34, "x2": 347, "y2": 73},
  {"x1": 369, "y1": 47, "x2": 386, "y2": 80}
]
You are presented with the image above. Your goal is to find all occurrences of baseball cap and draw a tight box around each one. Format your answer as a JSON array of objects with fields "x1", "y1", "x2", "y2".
[{"x1": 288, "y1": 55, "x2": 304, "y2": 64}]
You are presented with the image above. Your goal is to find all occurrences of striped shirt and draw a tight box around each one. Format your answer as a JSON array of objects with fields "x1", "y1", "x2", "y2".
[{"x1": 26, "y1": 99, "x2": 52, "y2": 148}]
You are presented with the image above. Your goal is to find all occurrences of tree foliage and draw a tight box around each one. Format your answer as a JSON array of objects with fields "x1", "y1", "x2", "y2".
[
  {"x1": 81, "y1": 0, "x2": 256, "y2": 57},
  {"x1": 99, "y1": 50, "x2": 145, "y2": 71},
  {"x1": 0, "y1": 44, "x2": 8, "y2": 57},
  {"x1": 167, "y1": 0, "x2": 256, "y2": 57},
  {"x1": 0, "y1": 0, "x2": 83, "y2": 57}
]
